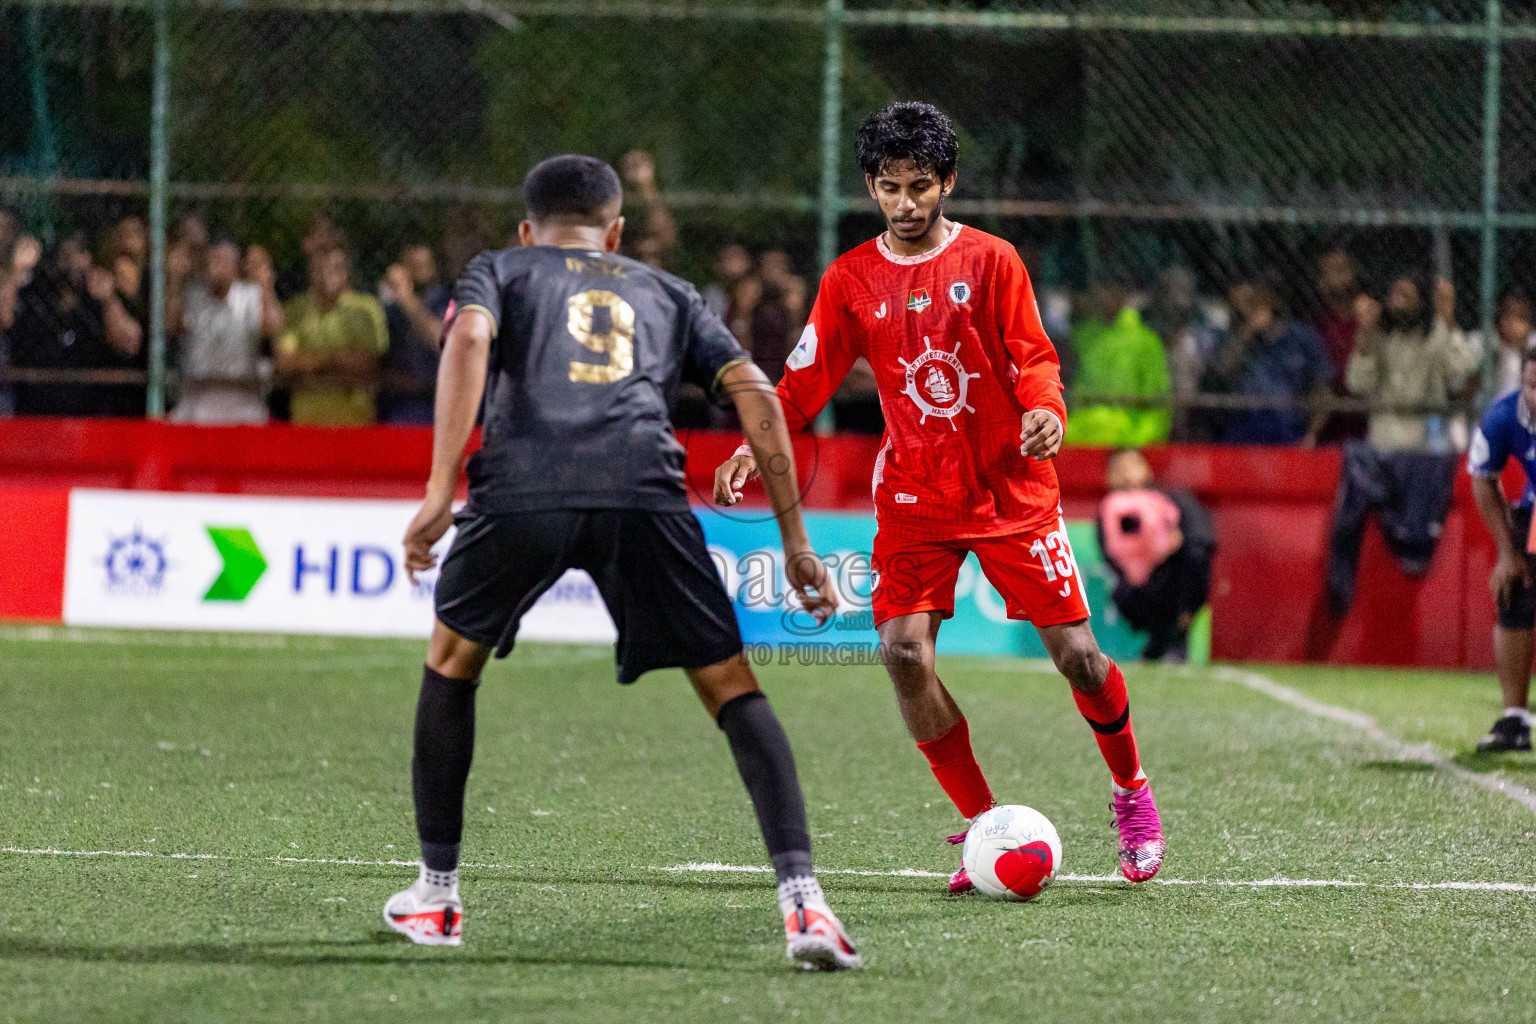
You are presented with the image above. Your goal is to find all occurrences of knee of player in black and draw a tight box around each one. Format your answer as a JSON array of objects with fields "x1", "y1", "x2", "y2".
[
  {"x1": 412, "y1": 665, "x2": 480, "y2": 848},
  {"x1": 715, "y1": 691, "x2": 812, "y2": 876}
]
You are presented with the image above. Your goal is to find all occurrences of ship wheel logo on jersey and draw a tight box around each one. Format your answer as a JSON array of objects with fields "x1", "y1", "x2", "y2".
[{"x1": 900, "y1": 336, "x2": 981, "y2": 429}]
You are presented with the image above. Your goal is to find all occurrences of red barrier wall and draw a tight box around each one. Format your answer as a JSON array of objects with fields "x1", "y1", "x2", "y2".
[{"x1": 0, "y1": 418, "x2": 1505, "y2": 669}]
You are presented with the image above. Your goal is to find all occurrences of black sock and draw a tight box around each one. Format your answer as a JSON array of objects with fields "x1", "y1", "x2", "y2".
[
  {"x1": 412, "y1": 665, "x2": 479, "y2": 873},
  {"x1": 716, "y1": 691, "x2": 812, "y2": 883}
]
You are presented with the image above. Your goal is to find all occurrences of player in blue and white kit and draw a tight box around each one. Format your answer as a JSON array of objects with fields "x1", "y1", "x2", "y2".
[{"x1": 1468, "y1": 348, "x2": 1536, "y2": 751}]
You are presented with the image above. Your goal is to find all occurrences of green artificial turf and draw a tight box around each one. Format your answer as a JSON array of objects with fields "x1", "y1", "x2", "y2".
[{"x1": 3, "y1": 627, "x2": 1536, "y2": 1023}]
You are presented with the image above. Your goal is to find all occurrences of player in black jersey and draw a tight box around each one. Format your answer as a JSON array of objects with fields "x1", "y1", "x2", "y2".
[{"x1": 382, "y1": 155, "x2": 860, "y2": 969}]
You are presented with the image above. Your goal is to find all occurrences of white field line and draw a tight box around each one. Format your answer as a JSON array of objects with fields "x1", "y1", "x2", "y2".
[
  {"x1": 1211, "y1": 666, "x2": 1536, "y2": 815},
  {"x1": 0, "y1": 626, "x2": 306, "y2": 650},
  {"x1": 654, "y1": 861, "x2": 1536, "y2": 893},
  {"x1": 7, "y1": 846, "x2": 1536, "y2": 894},
  {"x1": 0, "y1": 625, "x2": 613, "y2": 661}
]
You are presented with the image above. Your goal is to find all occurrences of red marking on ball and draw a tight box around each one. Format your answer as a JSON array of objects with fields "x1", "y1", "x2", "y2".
[{"x1": 993, "y1": 841, "x2": 1054, "y2": 899}]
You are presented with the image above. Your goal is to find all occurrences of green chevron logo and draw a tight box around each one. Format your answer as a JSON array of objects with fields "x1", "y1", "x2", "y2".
[{"x1": 203, "y1": 526, "x2": 268, "y2": 602}]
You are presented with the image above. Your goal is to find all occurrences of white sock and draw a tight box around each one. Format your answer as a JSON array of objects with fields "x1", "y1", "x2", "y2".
[
  {"x1": 1111, "y1": 768, "x2": 1149, "y2": 796},
  {"x1": 417, "y1": 863, "x2": 458, "y2": 897},
  {"x1": 777, "y1": 874, "x2": 824, "y2": 914},
  {"x1": 1504, "y1": 707, "x2": 1531, "y2": 725}
]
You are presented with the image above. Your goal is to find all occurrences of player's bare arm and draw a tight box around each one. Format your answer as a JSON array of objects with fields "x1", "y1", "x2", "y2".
[
  {"x1": 1472, "y1": 472, "x2": 1530, "y2": 604},
  {"x1": 720, "y1": 360, "x2": 837, "y2": 624},
  {"x1": 403, "y1": 307, "x2": 491, "y2": 583}
]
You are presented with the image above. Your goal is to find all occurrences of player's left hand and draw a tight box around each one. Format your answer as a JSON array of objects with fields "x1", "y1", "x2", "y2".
[
  {"x1": 785, "y1": 547, "x2": 838, "y2": 626},
  {"x1": 1020, "y1": 410, "x2": 1063, "y2": 461},
  {"x1": 403, "y1": 497, "x2": 455, "y2": 584}
]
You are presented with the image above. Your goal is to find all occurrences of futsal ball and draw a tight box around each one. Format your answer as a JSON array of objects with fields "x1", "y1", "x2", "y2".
[{"x1": 961, "y1": 804, "x2": 1062, "y2": 901}]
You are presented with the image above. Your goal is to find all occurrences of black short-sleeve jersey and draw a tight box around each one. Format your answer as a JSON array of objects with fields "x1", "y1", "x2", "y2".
[{"x1": 448, "y1": 245, "x2": 750, "y2": 514}]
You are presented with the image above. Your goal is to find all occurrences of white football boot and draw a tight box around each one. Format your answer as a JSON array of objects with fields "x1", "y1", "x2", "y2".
[
  {"x1": 384, "y1": 873, "x2": 463, "y2": 946},
  {"x1": 778, "y1": 875, "x2": 861, "y2": 971}
]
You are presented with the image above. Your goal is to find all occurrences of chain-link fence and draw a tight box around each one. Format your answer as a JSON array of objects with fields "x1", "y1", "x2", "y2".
[{"x1": 0, "y1": 0, "x2": 1530, "y2": 437}]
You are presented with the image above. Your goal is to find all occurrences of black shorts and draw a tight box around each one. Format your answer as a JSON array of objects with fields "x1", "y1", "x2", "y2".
[
  {"x1": 434, "y1": 508, "x2": 743, "y2": 684},
  {"x1": 1499, "y1": 505, "x2": 1536, "y2": 630}
]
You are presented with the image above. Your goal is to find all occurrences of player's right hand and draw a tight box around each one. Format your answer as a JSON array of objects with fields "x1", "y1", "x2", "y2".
[
  {"x1": 1491, "y1": 551, "x2": 1531, "y2": 608},
  {"x1": 713, "y1": 454, "x2": 760, "y2": 506},
  {"x1": 403, "y1": 497, "x2": 455, "y2": 585},
  {"x1": 785, "y1": 547, "x2": 838, "y2": 626}
]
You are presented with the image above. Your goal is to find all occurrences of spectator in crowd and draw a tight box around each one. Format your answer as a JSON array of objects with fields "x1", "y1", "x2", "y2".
[
  {"x1": 0, "y1": 210, "x2": 41, "y2": 416},
  {"x1": 379, "y1": 243, "x2": 449, "y2": 424},
  {"x1": 275, "y1": 245, "x2": 388, "y2": 426},
  {"x1": 748, "y1": 249, "x2": 805, "y2": 384},
  {"x1": 96, "y1": 215, "x2": 152, "y2": 415},
  {"x1": 104, "y1": 216, "x2": 150, "y2": 333},
  {"x1": 1313, "y1": 247, "x2": 1362, "y2": 381},
  {"x1": 1096, "y1": 448, "x2": 1216, "y2": 663},
  {"x1": 619, "y1": 150, "x2": 678, "y2": 270},
  {"x1": 702, "y1": 243, "x2": 760, "y2": 345},
  {"x1": 442, "y1": 210, "x2": 487, "y2": 285},
  {"x1": 1474, "y1": 290, "x2": 1536, "y2": 401},
  {"x1": 277, "y1": 213, "x2": 346, "y2": 300},
  {"x1": 702, "y1": 243, "x2": 748, "y2": 323},
  {"x1": 0, "y1": 208, "x2": 16, "y2": 270},
  {"x1": 1144, "y1": 265, "x2": 1222, "y2": 440},
  {"x1": 167, "y1": 238, "x2": 283, "y2": 424},
  {"x1": 170, "y1": 214, "x2": 210, "y2": 273},
  {"x1": 1325, "y1": 276, "x2": 1476, "y2": 615},
  {"x1": 1311, "y1": 246, "x2": 1367, "y2": 442},
  {"x1": 1203, "y1": 281, "x2": 1333, "y2": 445},
  {"x1": 10, "y1": 232, "x2": 143, "y2": 416},
  {"x1": 1064, "y1": 283, "x2": 1172, "y2": 447},
  {"x1": 1347, "y1": 275, "x2": 1478, "y2": 453}
]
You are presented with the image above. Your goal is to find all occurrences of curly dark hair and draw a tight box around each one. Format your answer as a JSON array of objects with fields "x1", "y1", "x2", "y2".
[{"x1": 855, "y1": 102, "x2": 959, "y2": 180}]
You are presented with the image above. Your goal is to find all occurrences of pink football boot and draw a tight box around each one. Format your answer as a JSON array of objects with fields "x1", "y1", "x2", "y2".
[
  {"x1": 1112, "y1": 782, "x2": 1165, "y2": 883},
  {"x1": 945, "y1": 831, "x2": 974, "y2": 893}
]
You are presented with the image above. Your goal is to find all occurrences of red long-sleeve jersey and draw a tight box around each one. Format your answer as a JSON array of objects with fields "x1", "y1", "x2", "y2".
[{"x1": 769, "y1": 224, "x2": 1067, "y2": 541}]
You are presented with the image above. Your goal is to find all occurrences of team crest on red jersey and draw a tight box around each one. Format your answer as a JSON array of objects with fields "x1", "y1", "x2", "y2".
[
  {"x1": 948, "y1": 280, "x2": 972, "y2": 304},
  {"x1": 907, "y1": 288, "x2": 932, "y2": 313},
  {"x1": 899, "y1": 336, "x2": 981, "y2": 430}
]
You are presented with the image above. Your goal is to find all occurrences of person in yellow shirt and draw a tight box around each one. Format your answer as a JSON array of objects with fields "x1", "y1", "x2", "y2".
[{"x1": 276, "y1": 245, "x2": 388, "y2": 425}]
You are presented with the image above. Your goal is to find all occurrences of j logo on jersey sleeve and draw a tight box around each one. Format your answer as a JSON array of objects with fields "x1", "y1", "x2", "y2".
[{"x1": 900, "y1": 337, "x2": 981, "y2": 430}]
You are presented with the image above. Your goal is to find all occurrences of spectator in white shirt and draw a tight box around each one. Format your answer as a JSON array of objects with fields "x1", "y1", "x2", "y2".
[{"x1": 169, "y1": 238, "x2": 282, "y2": 423}]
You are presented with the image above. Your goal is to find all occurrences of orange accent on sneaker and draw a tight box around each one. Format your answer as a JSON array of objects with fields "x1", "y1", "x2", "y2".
[{"x1": 784, "y1": 908, "x2": 855, "y2": 956}]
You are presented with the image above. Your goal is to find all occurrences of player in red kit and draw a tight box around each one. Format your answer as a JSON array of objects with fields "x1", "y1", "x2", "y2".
[{"x1": 713, "y1": 102, "x2": 1165, "y2": 886}]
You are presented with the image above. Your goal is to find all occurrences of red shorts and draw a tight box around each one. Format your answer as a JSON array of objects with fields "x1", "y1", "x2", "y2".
[{"x1": 870, "y1": 517, "x2": 1091, "y2": 627}]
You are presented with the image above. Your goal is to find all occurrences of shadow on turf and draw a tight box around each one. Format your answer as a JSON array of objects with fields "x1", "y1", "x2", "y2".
[
  {"x1": 1356, "y1": 760, "x2": 1436, "y2": 774},
  {"x1": 443, "y1": 872, "x2": 941, "y2": 897},
  {"x1": 0, "y1": 933, "x2": 761, "y2": 972},
  {"x1": 1450, "y1": 750, "x2": 1536, "y2": 773}
]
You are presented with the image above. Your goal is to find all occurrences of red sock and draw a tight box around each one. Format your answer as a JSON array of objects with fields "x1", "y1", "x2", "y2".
[
  {"x1": 1071, "y1": 660, "x2": 1145, "y2": 791},
  {"x1": 916, "y1": 718, "x2": 994, "y2": 820}
]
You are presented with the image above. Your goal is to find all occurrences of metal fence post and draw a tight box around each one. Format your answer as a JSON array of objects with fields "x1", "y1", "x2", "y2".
[
  {"x1": 25, "y1": 2, "x2": 60, "y2": 241},
  {"x1": 1480, "y1": 0, "x2": 1502, "y2": 378},
  {"x1": 146, "y1": 0, "x2": 171, "y2": 418},
  {"x1": 816, "y1": 0, "x2": 844, "y2": 273}
]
